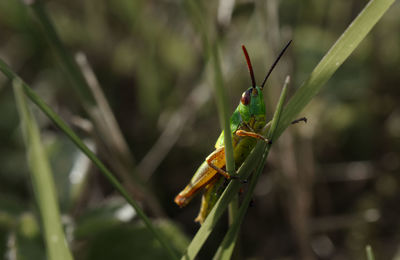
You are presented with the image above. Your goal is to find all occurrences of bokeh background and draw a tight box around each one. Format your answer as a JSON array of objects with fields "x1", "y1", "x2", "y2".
[{"x1": 0, "y1": 0, "x2": 399, "y2": 259}]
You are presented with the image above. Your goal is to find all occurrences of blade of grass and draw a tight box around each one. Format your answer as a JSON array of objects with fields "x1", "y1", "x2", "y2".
[
  {"x1": 183, "y1": 0, "x2": 238, "y2": 228},
  {"x1": 181, "y1": 0, "x2": 394, "y2": 258},
  {"x1": 73, "y1": 52, "x2": 166, "y2": 216},
  {"x1": 209, "y1": 43, "x2": 238, "y2": 227},
  {"x1": 213, "y1": 76, "x2": 289, "y2": 260},
  {"x1": 210, "y1": 43, "x2": 236, "y2": 188},
  {"x1": 75, "y1": 52, "x2": 135, "y2": 175},
  {"x1": 366, "y1": 245, "x2": 375, "y2": 260},
  {"x1": 0, "y1": 60, "x2": 178, "y2": 260},
  {"x1": 13, "y1": 79, "x2": 74, "y2": 260},
  {"x1": 210, "y1": 43, "x2": 241, "y2": 246},
  {"x1": 183, "y1": 0, "x2": 235, "y2": 182},
  {"x1": 274, "y1": 0, "x2": 395, "y2": 138}
]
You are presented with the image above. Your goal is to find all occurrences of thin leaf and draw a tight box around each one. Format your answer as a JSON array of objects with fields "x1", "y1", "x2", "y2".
[
  {"x1": 183, "y1": 0, "x2": 235, "y2": 183},
  {"x1": 183, "y1": 0, "x2": 238, "y2": 231},
  {"x1": 13, "y1": 79, "x2": 74, "y2": 260},
  {"x1": 209, "y1": 43, "x2": 238, "y2": 229},
  {"x1": 275, "y1": 0, "x2": 395, "y2": 138},
  {"x1": 210, "y1": 44, "x2": 236, "y2": 185}
]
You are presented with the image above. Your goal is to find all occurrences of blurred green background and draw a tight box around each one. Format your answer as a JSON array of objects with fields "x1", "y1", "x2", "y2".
[{"x1": 0, "y1": 0, "x2": 399, "y2": 259}]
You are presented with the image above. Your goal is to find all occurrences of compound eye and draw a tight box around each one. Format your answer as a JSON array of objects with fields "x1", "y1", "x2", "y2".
[{"x1": 240, "y1": 89, "x2": 251, "y2": 105}]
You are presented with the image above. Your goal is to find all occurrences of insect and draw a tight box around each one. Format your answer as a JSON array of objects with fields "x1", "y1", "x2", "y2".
[{"x1": 174, "y1": 41, "x2": 292, "y2": 224}]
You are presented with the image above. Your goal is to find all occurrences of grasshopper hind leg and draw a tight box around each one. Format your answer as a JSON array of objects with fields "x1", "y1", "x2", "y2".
[
  {"x1": 195, "y1": 176, "x2": 228, "y2": 224},
  {"x1": 206, "y1": 146, "x2": 232, "y2": 179}
]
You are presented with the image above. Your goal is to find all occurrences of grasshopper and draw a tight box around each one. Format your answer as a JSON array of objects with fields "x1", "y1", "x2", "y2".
[{"x1": 175, "y1": 41, "x2": 292, "y2": 223}]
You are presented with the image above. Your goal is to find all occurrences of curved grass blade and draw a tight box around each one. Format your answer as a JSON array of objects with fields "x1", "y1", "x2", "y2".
[
  {"x1": 275, "y1": 0, "x2": 395, "y2": 139},
  {"x1": 181, "y1": 0, "x2": 395, "y2": 258},
  {"x1": 13, "y1": 79, "x2": 74, "y2": 260},
  {"x1": 0, "y1": 60, "x2": 178, "y2": 260}
]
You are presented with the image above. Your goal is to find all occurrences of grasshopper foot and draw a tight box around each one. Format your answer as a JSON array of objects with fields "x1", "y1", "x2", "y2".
[
  {"x1": 250, "y1": 199, "x2": 255, "y2": 207},
  {"x1": 291, "y1": 117, "x2": 307, "y2": 124},
  {"x1": 231, "y1": 175, "x2": 248, "y2": 184}
]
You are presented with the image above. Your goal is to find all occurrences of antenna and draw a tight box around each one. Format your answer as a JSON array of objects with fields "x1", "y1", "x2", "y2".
[
  {"x1": 242, "y1": 45, "x2": 256, "y2": 88},
  {"x1": 260, "y1": 40, "x2": 292, "y2": 89}
]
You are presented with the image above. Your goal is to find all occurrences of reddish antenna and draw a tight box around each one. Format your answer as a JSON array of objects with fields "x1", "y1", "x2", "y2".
[{"x1": 242, "y1": 45, "x2": 256, "y2": 88}]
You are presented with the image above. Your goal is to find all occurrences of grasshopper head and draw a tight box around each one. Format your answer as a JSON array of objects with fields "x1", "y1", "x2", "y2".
[
  {"x1": 239, "y1": 41, "x2": 291, "y2": 130},
  {"x1": 238, "y1": 86, "x2": 266, "y2": 130},
  {"x1": 240, "y1": 46, "x2": 265, "y2": 120}
]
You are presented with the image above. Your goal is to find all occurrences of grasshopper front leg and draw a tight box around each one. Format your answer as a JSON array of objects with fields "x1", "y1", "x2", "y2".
[{"x1": 235, "y1": 130, "x2": 271, "y2": 144}]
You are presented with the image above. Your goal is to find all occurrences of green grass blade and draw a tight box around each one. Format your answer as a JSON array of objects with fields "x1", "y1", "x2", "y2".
[
  {"x1": 209, "y1": 43, "x2": 235, "y2": 183},
  {"x1": 183, "y1": 0, "x2": 238, "y2": 231},
  {"x1": 213, "y1": 77, "x2": 289, "y2": 260},
  {"x1": 209, "y1": 43, "x2": 238, "y2": 229},
  {"x1": 0, "y1": 60, "x2": 178, "y2": 260},
  {"x1": 183, "y1": 0, "x2": 235, "y2": 181},
  {"x1": 181, "y1": 0, "x2": 394, "y2": 258},
  {"x1": 366, "y1": 245, "x2": 375, "y2": 260},
  {"x1": 13, "y1": 79, "x2": 74, "y2": 260},
  {"x1": 266, "y1": 76, "x2": 289, "y2": 141},
  {"x1": 275, "y1": 0, "x2": 395, "y2": 138}
]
